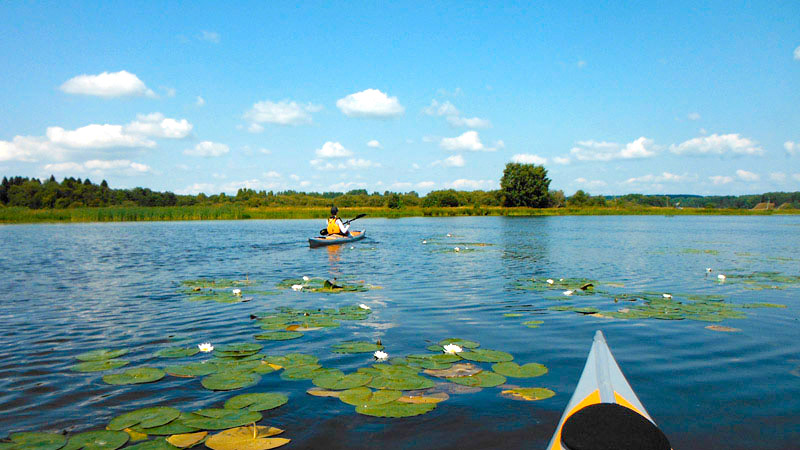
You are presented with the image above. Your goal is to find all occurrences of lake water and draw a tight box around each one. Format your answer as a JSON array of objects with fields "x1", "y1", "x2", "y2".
[{"x1": 1, "y1": 216, "x2": 799, "y2": 449}]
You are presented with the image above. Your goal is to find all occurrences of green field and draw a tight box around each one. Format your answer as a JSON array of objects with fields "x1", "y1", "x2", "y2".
[{"x1": 0, "y1": 204, "x2": 797, "y2": 224}]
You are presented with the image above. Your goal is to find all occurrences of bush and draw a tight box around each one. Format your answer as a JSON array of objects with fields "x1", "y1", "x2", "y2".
[{"x1": 500, "y1": 163, "x2": 551, "y2": 207}]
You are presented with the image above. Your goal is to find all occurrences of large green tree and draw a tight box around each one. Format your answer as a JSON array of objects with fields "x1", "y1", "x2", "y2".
[{"x1": 500, "y1": 163, "x2": 551, "y2": 207}]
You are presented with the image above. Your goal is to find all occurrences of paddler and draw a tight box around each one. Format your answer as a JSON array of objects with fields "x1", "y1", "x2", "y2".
[{"x1": 326, "y1": 206, "x2": 350, "y2": 236}]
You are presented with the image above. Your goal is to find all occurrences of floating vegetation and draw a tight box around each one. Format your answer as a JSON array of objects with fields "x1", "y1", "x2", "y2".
[
  {"x1": 449, "y1": 370, "x2": 506, "y2": 388},
  {"x1": 104, "y1": 367, "x2": 166, "y2": 385},
  {"x1": 223, "y1": 393, "x2": 288, "y2": 412},
  {"x1": 201, "y1": 372, "x2": 260, "y2": 391},
  {"x1": 62, "y1": 430, "x2": 130, "y2": 449},
  {"x1": 179, "y1": 278, "x2": 275, "y2": 304},
  {"x1": 512, "y1": 277, "x2": 597, "y2": 293},
  {"x1": 680, "y1": 248, "x2": 720, "y2": 255},
  {"x1": 165, "y1": 431, "x2": 206, "y2": 448},
  {"x1": 500, "y1": 387, "x2": 555, "y2": 401},
  {"x1": 706, "y1": 325, "x2": 742, "y2": 332},
  {"x1": 0, "y1": 432, "x2": 68, "y2": 450},
  {"x1": 181, "y1": 409, "x2": 262, "y2": 430},
  {"x1": 339, "y1": 387, "x2": 401, "y2": 406},
  {"x1": 108, "y1": 407, "x2": 182, "y2": 431},
  {"x1": 331, "y1": 341, "x2": 384, "y2": 354},
  {"x1": 70, "y1": 359, "x2": 129, "y2": 373},
  {"x1": 492, "y1": 362, "x2": 548, "y2": 378},
  {"x1": 254, "y1": 332, "x2": 304, "y2": 341},
  {"x1": 312, "y1": 370, "x2": 372, "y2": 390},
  {"x1": 522, "y1": 320, "x2": 543, "y2": 328},
  {"x1": 355, "y1": 401, "x2": 437, "y2": 418},
  {"x1": 205, "y1": 426, "x2": 289, "y2": 450},
  {"x1": 438, "y1": 338, "x2": 479, "y2": 349},
  {"x1": 76, "y1": 348, "x2": 130, "y2": 361},
  {"x1": 275, "y1": 277, "x2": 375, "y2": 293},
  {"x1": 423, "y1": 363, "x2": 482, "y2": 378},
  {"x1": 154, "y1": 347, "x2": 199, "y2": 358},
  {"x1": 457, "y1": 349, "x2": 513, "y2": 363},
  {"x1": 709, "y1": 271, "x2": 800, "y2": 290},
  {"x1": 503, "y1": 313, "x2": 524, "y2": 318}
]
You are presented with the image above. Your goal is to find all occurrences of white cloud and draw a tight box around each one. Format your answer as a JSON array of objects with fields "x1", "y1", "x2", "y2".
[
  {"x1": 177, "y1": 183, "x2": 216, "y2": 195},
  {"x1": 329, "y1": 181, "x2": 368, "y2": 191},
  {"x1": 300, "y1": 181, "x2": 311, "y2": 187},
  {"x1": 290, "y1": 174, "x2": 300, "y2": 181},
  {"x1": 315, "y1": 141, "x2": 353, "y2": 158},
  {"x1": 390, "y1": 182, "x2": 413, "y2": 190},
  {"x1": 161, "y1": 87, "x2": 176, "y2": 98},
  {"x1": 440, "y1": 131, "x2": 494, "y2": 152},
  {"x1": 709, "y1": 175, "x2": 733, "y2": 185},
  {"x1": 44, "y1": 159, "x2": 151, "y2": 174},
  {"x1": 248, "y1": 123, "x2": 264, "y2": 133},
  {"x1": 0, "y1": 136, "x2": 57, "y2": 162},
  {"x1": 60, "y1": 70, "x2": 155, "y2": 98},
  {"x1": 433, "y1": 154, "x2": 466, "y2": 167},
  {"x1": 624, "y1": 172, "x2": 692, "y2": 184},
  {"x1": 793, "y1": 173, "x2": 800, "y2": 182},
  {"x1": 511, "y1": 154, "x2": 547, "y2": 165},
  {"x1": 336, "y1": 89, "x2": 404, "y2": 118},
  {"x1": 447, "y1": 179, "x2": 495, "y2": 190},
  {"x1": 794, "y1": 46, "x2": 800, "y2": 60},
  {"x1": 424, "y1": 100, "x2": 490, "y2": 128},
  {"x1": 575, "y1": 177, "x2": 607, "y2": 188},
  {"x1": 423, "y1": 100, "x2": 460, "y2": 117},
  {"x1": 446, "y1": 116, "x2": 491, "y2": 128},
  {"x1": 183, "y1": 141, "x2": 229, "y2": 157},
  {"x1": 259, "y1": 148, "x2": 271, "y2": 155},
  {"x1": 200, "y1": 31, "x2": 220, "y2": 43},
  {"x1": 670, "y1": 134, "x2": 763, "y2": 156},
  {"x1": 687, "y1": 112, "x2": 701, "y2": 121},
  {"x1": 577, "y1": 60, "x2": 587, "y2": 68},
  {"x1": 310, "y1": 157, "x2": 380, "y2": 170},
  {"x1": 244, "y1": 100, "x2": 321, "y2": 126},
  {"x1": 554, "y1": 156, "x2": 571, "y2": 165},
  {"x1": 125, "y1": 113, "x2": 192, "y2": 139},
  {"x1": 770, "y1": 172, "x2": 786, "y2": 182},
  {"x1": 219, "y1": 179, "x2": 283, "y2": 194},
  {"x1": 411, "y1": 163, "x2": 421, "y2": 170},
  {"x1": 346, "y1": 158, "x2": 381, "y2": 169},
  {"x1": 785, "y1": 141, "x2": 799, "y2": 156},
  {"x1": 495, "y1": 140, "x2": 505, "y2": 149},
  {"x1": 736, "y1": 169, "x2": 759, "y2": 181},
  {"x1": 367, "y1": 140, "x2": 382, "y2": 149},
  {"x1": 416, "y1": 181, "x2": 435, "y2": 189},
  {"x1": 570, "y1": 137, "x2": 657, "y2": 161},
  {"x1": 47, "y1": 124, "x2": 155, "y2": 149},
  {"x1": 196, "y1": 96, "x2": 205, "y2": 106},
  {"x1": 264, "y1": 171, "x2": 281, "y2": 178}
]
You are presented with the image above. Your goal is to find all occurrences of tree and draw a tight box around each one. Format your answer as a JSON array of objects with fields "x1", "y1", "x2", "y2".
[
  {"x1": 548, "y1": 190, "x2": 566, "y2": 207},
  {"x1": 500, "y1": 163, "x2": 551, "y2": 207},
  {"x1": 567, "y1": 190, "x2": 590, "y2": 206}
]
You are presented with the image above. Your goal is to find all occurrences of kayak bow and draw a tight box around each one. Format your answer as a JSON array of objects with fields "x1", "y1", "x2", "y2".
[
  {"x1": 308, "y1": 230, "x2": 366, "y2": 248},
  {"x1": 547, "y1": 330, "x2": 671, "y2": 450}
]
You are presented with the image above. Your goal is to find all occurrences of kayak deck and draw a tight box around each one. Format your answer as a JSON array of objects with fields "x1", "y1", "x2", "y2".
[
  {"x1": 308, "y1": 230, "x2": 366, "y2": 248},
  {"x1": 547, "y1": 330, "x2": 668, "y2": 450}
]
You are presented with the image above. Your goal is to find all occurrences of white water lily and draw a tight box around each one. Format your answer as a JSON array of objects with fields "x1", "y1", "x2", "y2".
[
  {"x1": 302, "y1": 276, "x2": 310, "y2": 281},
  {"x1": 373, "y1": 350, "x2": 388, "y2": 361},
  {"x1": 232, "y1": 288, "x2": 242, "y2": 296},
  {"x1": 198, "y1": 342, "x2": 214, "y2": 353},
  {"x1": 359, "y1": 303, "x2": 371, "y2": 310},
  {"x1": 663, "y1": 293, "x2": 672, "y2": 299},
  {"x1": 563, "y1": 290, "x2": 574, "y2": 296},
  {"x1": 454, "y1": 247, "x2": 460, "y2": 252},
  {"x1": 446, "y1": 233, "x2": 452, "y2": 237},
  {"x1": 546, "y1": 279, "x2": 554, "y2": 285},
  {"x1": 291, "y1": 284, "x2": 303, "y2": 291},
  {"x1": 442, "y1": 344, "x2": 463, "y2": 354},
  {"x1": 422, "y1": 240, "x2": 427, "y2": 244},
  {"x1": 718, "y1": 274, "x2": 726, "y2": 281}
]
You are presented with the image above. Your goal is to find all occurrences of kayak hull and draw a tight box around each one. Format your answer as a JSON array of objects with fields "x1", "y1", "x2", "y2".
[
  {"x1": 308, "y1": 230, "x2": 366, "y2": 248},
  {"x1": 547, "y1": 330, "x2": 666, "y2": 450}
]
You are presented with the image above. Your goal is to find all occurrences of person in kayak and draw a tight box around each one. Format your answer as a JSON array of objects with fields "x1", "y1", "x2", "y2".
[{"x1": 327, "y1": 206, "x2": 350, "y2": 236}]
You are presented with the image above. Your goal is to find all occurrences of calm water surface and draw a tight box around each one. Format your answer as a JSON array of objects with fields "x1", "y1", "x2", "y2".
[{"x1": 1, "y1": 216, "x2": 799, "y2": 449}]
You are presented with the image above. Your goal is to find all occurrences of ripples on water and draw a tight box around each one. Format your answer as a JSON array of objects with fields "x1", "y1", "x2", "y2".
[{"x1": 1, "y1": 216, "x2": 799, "y2": 449}]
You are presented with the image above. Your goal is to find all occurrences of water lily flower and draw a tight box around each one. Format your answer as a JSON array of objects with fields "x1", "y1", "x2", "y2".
[
  {"x1": 373, "y1": 350, "x2": 388, "y2": 361},
  {"x1": 198, "y1": 342, "x2": 214, "y2": 353},
  {"x1": 706, "y1": 268, "x2": 712, "y2": 273},
  {"x1": 291, "y1": 284, "x2": 303, "y2": 291},
  {"x1": 422, "y1": 240, "x2": 427, "y2": 244},
  {"x1": 442, "y1": 344, "x2": 463, "y2": 354},
  {"x1": 446, "y1": 233, "x2": 452, "y2": 237},
  {"x1": 718, "y1": 274, "x2": 726, "y2": 281},
  {"x1": 546, "y1": 279, "x2": 554, "y2": 285},
  {"x1": 563, "y1": 290, "x2": 574, "y2": 296},
  {"x1": 454, "y1": 247, "x2": 460, "y2": 252},
  {"x1": 663, "y1": 293, "x2": 672, "y2": 299},
  {"x1": 359, "y1": 304, "x2": 371, "y2": 310},
  {"x1": 302, "y1": 276, "x2": 310, "y2": 281},
  {"x1": 232, "y1": 289, "x2": 242, "y2": 296}
]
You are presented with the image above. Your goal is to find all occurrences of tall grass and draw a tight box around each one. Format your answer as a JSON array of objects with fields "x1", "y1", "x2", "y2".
[{"x1": 0, "y1": 205, "x2": 795, "y2": 224}]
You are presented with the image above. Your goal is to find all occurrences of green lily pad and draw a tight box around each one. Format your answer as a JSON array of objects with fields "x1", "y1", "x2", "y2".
[
  {"x1": 108, "y1": 407, "x2": 181, "y2": 431},
  {"x1": 181, "y1": 409, "x2": 262, "y2": 430},
  {"x1": 367, "y1": 373, "x2": 435, "y2": 391},
  {"x1": 492, "y1": 362, "x2": 548, "y2": 378},
  {"x1": 154, "y1": 347, "x2": 199, "y2": 358},
  {"x1": 103, "y1": 367, "x2": 165, "y2": 385},
  {"x1": 76, "y1": 349, "x2": 129, "y2": 362},
  {"x1": 503, "y1": 313, "x2": 524, "y2": 318},
  {"x1": 213, "y1": 343, "x2": 263, "y2": 358},
  {"x1": 164, "y1": 362, "x2": 218, "y2": 378},
  {"x1": 4, "y1": 432, "x2": 67, "y2": 450},
  {"x1": 201, "y1": 372, "x2": 260, "y2": 391},
  {"x1": 522, "y1": 320, "x2": 544, "y2": 328},
  {"x1": 331, "y1": 341, "x2": 384, "y2": 354},
  {"x1": 438, "y1": 338, "x2": 479, "y2": 349},
  {"x1": 254, "y1": 332, "x2": 303, "y2": 341},
  {"x1": 312, "y1": 370, "x2": 372, "y2": 390},
  {"x1": 501, "y1": 387, "x2": 556, "y2": 401},
  {"x1": 264, "y1": 353, "x2": 318, "y2": 369},
  {"x1": 70, "y1": 359, "x2": 129, "y2": 373},
  {"x1": 223, "y1": 393, "x2": 289, "y2": 411},
  {"x1": 339, "y1": 387, "x2": 402, "y2": 406},
  {"x1": 132, "y1": 413, "x2": 197, "y2": 435},
  {"x1": 280, "y1": 365, "x2": 327, "y2": 381},
  {"x1": 355, "y1": 401, "x2": 436, "y2": 418},
  {"x1": 450, "y1": 371, "x2": 507, "y2": 387},
  {"x1": 121, "y1": 438, "x2": 180, "y2": 449},
  {"x1": 62, "y1": 431, "x2": 129, "y2": 450},
  {"x1": 457, "y1": 349, "x2": 513, "y2": 363}
]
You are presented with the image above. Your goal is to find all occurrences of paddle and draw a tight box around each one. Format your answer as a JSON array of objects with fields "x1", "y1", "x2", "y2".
[{"x1": 319, "y1": 213, "x2": 367, "y2": 236}]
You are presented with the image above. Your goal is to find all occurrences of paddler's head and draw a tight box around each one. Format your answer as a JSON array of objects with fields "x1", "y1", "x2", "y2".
[{"x1": 331, "y1": 206, "x2": 339, "y2": 217}]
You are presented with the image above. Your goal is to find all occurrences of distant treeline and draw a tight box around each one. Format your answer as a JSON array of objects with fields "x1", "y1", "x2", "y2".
[{"x1": 1, "y1": 175, "x2": 799, "y2": 210}]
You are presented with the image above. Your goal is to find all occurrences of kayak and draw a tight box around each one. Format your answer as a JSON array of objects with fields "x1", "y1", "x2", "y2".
[
  {"x1": 547, "y1": 330, "x2": 671, "y2": 450},
  {"x1": 308, "y1": 230, "x2": 366, "y2": 248}
]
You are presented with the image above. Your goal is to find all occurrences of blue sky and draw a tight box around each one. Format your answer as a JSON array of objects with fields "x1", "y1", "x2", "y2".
[{"x1": 1, "y1": 1, "x2": 799, "y2": 196}]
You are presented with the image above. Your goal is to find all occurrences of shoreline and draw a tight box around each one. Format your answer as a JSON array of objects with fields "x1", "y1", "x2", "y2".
[{"x1": 1, "y1": 205, "x2": 798, "y2": 224}]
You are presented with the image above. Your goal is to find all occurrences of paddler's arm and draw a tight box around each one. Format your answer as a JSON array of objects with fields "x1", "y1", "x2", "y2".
[{"x1": 336, "y1": 218, "x2": 350, "y2": 234}]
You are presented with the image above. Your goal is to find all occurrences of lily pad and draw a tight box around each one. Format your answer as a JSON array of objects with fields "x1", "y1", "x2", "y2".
[
  {"x1": 503, "y1": 313, "x2": 524, "y2": 318},
  {"x1": 132, "y1": 413, "x2": 197, "y2": 436},
  {"x1": 201, "y1": 372, "x2": 260, "y2": 391},
  {"x1": 205, "y1": 426, "x2": 288, "y2": 450},
  {"x1": 450, "y1": 371, "x2": 506, "y2": 387},
  {"x1": 312, "y1": 370, "x2": 372, "y2": 390},
  {"x1": 279, "y1": 364, "x2": 325, "y2": 381},
  {"x1": 500, "y1": 387, "x2": 555, "y2": 401},
  {"x1": 254, "y1": 332, "x2": 303, "y2": 341},
  {"x1": 103, "y1": 367, "x2": 165, "y2": 385},
  {"x1": 76, "y1": 349, "x2": 129, "y2": 362},
  {"x1": 155, "y1": 347, "x2": 199, "y2": 358},
  {"x1": 339, "y1": 387, "x2": 402, "y2": 406},
  {"x1": 223, "y1": 393, "x2": 289, "y2": 412},
  {"x1": 70, "y1": 359, "x2": 129, "y2": 373},
  {"x1": 213, "y1": 343, "x2": 263, "y2": 358},
  {"x1": 264, "y1": 353, "x2": 318, "y2": 369},
  {"x1": 397, "y1": 393, "x2": 449, "y2": 404},
  {"x1": 522, "y1": 320, "x2": 543, "y2": 328},
  {"x1": 492, "y1": 362, "x2": 548, "y2": 378},
  {"x1": 457, "y1": 349, "x2": 513, "y2": 363},
  {"x1": 4, "y1": 432, "x2": 67, "y2": 450},
  {"x1": 108, "y1": 407, "x2": 182, "y2": 431},
  {"x1": 705, "y1": 325, "x2": 742, "y2": 332},
  {"x1": 62, "y1": 431, "x2": 129, "y2": 450},
  {"x1": 367, "y1": 373, "x2": 435, "y2": 391},
  {"x1": 164, "y1": 362, "x2": 218, "y2": 378},
  {"x1": 355, "y1": 401, "x2": 436, "y2": 418},
  {"x1": 181, "y1": 409, "x2": 262, "y2": 431},
  {"x1": 423, "y1": 363, "x2": 482, "y2": 378},
  {"x1": 121, "y1": 438, "x2": 180, "y2": 449},
  {"x1": 165, "y1": 432, "x2": 207, "y2": 448},
  {"x1": 331, "y1": 341, "x2": 383, "y2": 354},
  {"x1": 306, "y1": 388, "x2": 342, "y2": 398},
  {"x1": 438, "y1": 338, "x2": 479, "y2": 349}
]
